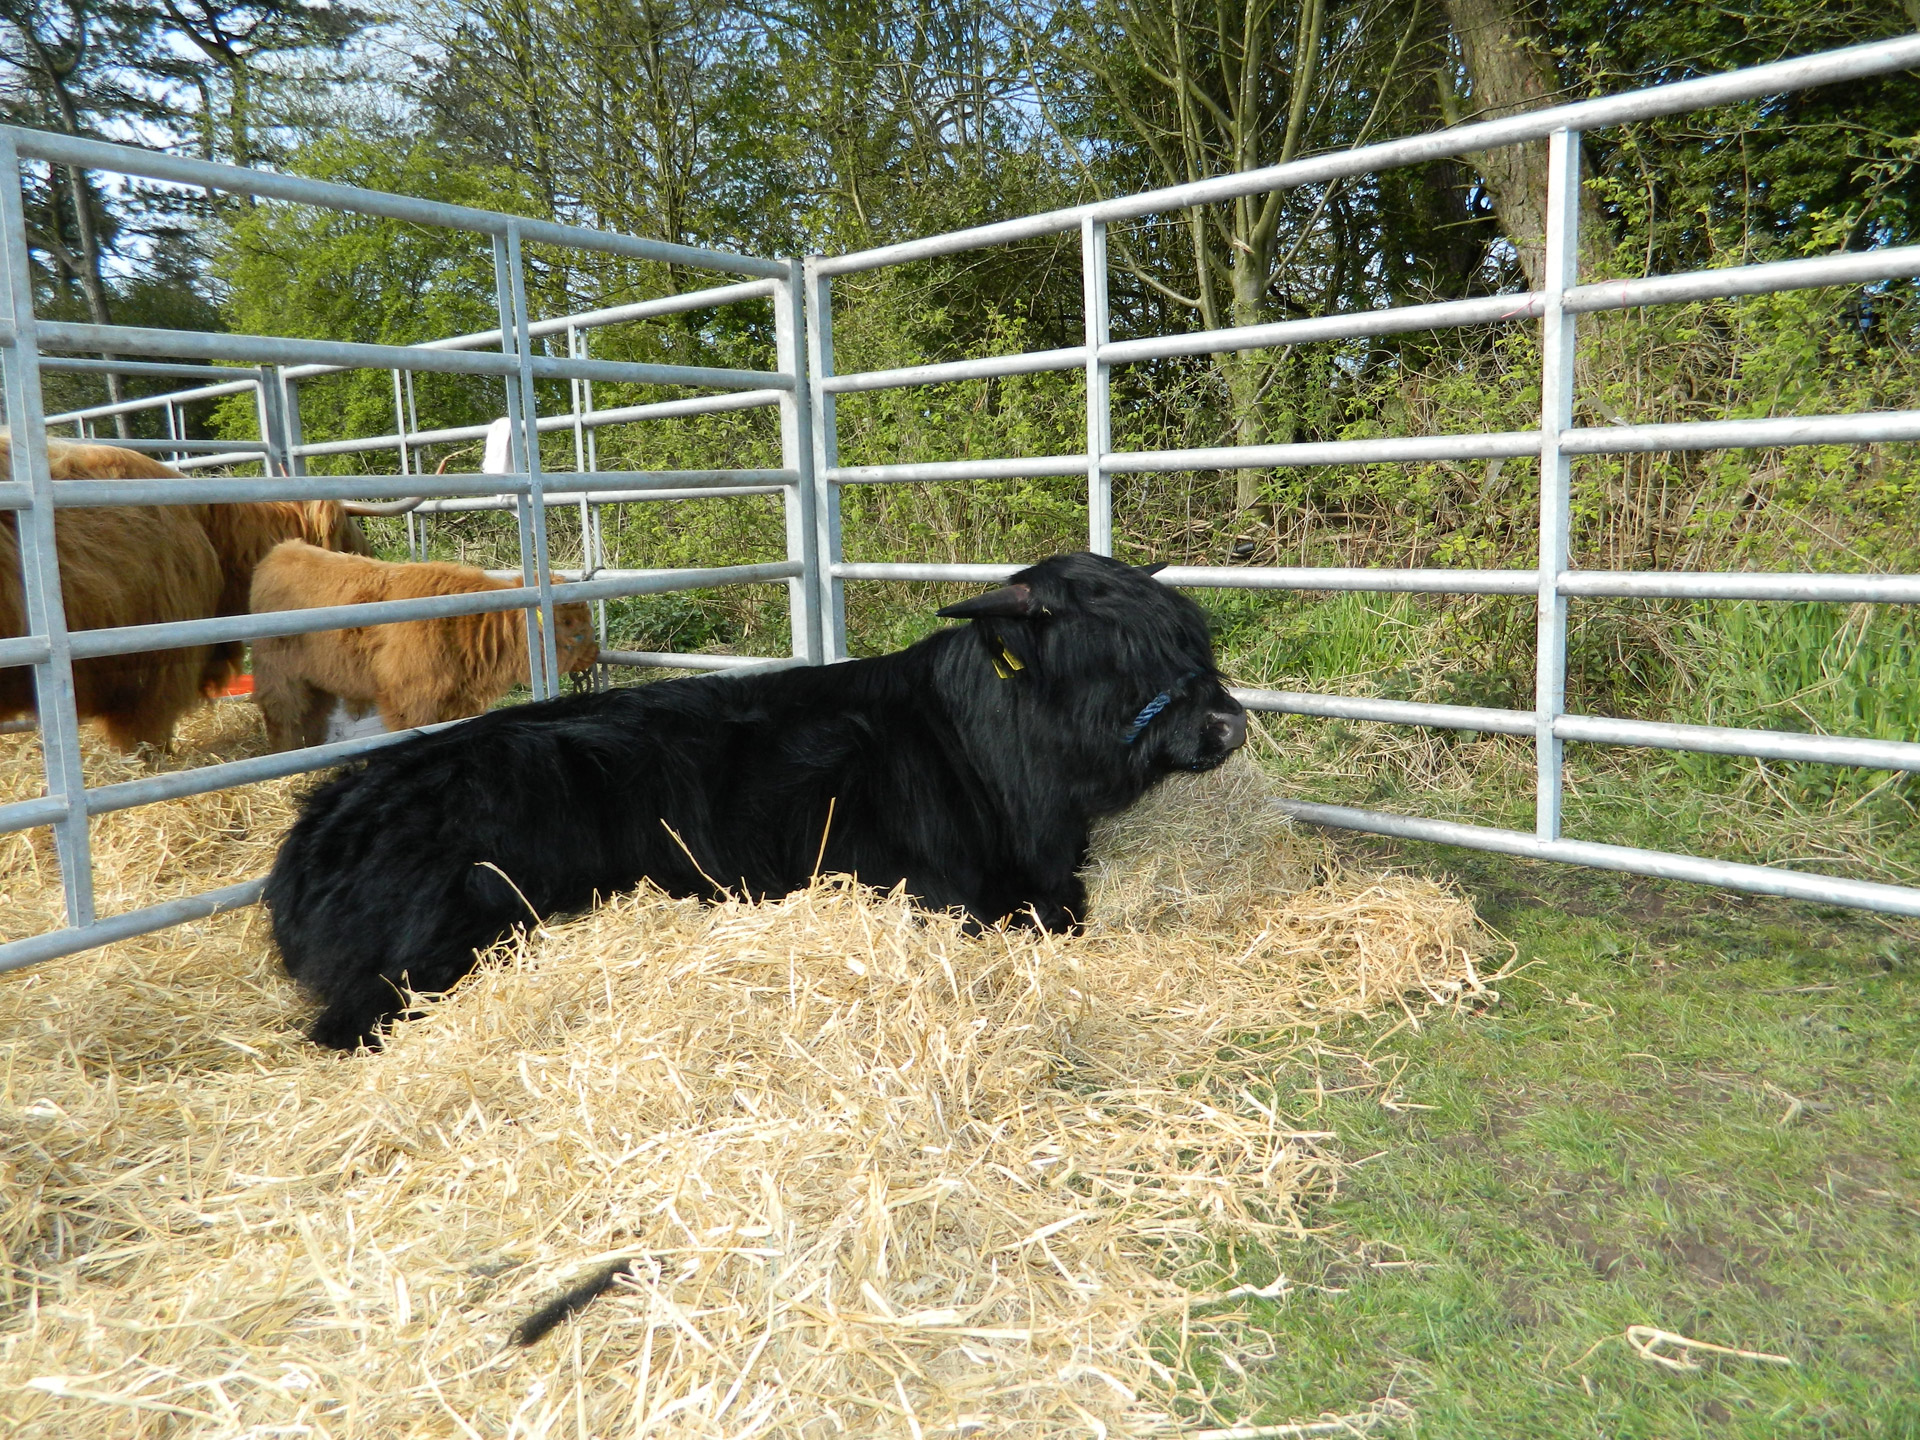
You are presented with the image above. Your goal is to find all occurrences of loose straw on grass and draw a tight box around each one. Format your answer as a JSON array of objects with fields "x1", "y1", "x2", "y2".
[
  {"x1": 1625, "y1": 1325, "x2": 1795, "y2": 1372},
  {"x1": 3, "y1": 711, "x2": 1493, "y2": 1437}
]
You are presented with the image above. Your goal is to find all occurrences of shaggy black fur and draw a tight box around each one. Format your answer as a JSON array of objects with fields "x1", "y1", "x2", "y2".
[{"x1": 265, "y1": 553, "x2": 1247, "y2": 1050}]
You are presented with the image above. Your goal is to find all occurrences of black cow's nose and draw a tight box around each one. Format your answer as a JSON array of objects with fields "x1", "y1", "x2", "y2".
[{"x1": 1210, "y1": 709, "x2": 1248, "y2": 752}]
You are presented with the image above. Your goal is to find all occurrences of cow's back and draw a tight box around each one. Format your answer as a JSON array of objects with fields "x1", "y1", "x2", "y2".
[{"x1": 251, "y1": 545, "x2": 536, "y2": 741}]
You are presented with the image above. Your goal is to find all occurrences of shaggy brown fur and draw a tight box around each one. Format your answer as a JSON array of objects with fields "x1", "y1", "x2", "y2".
[
  {"x1": 0, "y1": 436, "x2": 375, "y2": 751},
  {"x1": 249, "y1": 541, "x2": 599, "y2": 751}
]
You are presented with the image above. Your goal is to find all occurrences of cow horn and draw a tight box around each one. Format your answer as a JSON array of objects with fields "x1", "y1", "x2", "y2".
[
  {"x1": 936, "y1": 582, "x2": 1037, "y2": 620},
  {"x1": 340, "y1": 449, "x2": 473, "y2": 515},
  {"x1": 1136, "y1": 561, "x2": 1169, "y2": 576}
]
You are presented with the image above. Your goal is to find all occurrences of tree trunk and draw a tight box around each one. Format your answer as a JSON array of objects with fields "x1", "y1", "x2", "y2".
[
  {"x1": 1441, "y1": 0, "x2": 1604, "y2": 288},
  {"x1": 37, "y1": 57, "x2": 133, "y2": 438},
  {"x1": 57, "y1": 164, "x2": 132, "y2": 439}
]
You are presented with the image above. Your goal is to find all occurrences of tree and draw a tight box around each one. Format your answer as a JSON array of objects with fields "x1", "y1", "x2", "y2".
[
  {"x1": 153, "y1": 0, "x2": 372, "y2": 173},
  {"x1": 1045, "y1": 0, "x2": 1446, "y2": 505},
  {"x1": 0, "y1": 0, "x2": 168, "y2": 430}
]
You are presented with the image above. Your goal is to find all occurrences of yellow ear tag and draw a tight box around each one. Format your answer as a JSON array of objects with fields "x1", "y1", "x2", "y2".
[{"x1": 994, "y1": 643, "x2": 1025, "y2": 679}]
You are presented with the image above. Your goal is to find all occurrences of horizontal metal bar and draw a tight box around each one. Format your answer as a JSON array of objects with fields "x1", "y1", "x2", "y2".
[
  {"x1": 171, "y1": 451, "x2": 267, "y2": 471},
  {"x1": 1560, "y1": 570, "x2": 1920, "y2": 602},
  {"x1": 84, "y1": 719, "x2": 469, "y2": 817},
  {"x1": 46, "y1": 379, "x2": 258, "y2": 423},
  {"x1": 416, "y1": 485, "x2": 782, "y2": 513},
  {"x1": 41, "y1": 356, "x2": 262, "y2": 381},
  {"x1": 563, "y1": 388, "x2": 787, "y2": 425},
  {"x1": 828, "y1": 561, "x2": 1917, "y2": 603},
  {"x1": 1107, "y1": 432, "x2": 1542, "y2": 472},
  {"x1": 529, "y1": 280, "x2": 779, "y2": 331},
  {"x1": 510, "y1": 221, "x2": 783, "y2": 278},
  {"x1": 1273, "y1": 798, "x2": 1920, "y2": 918},
  {"x1": 824, "y1": 347, "x2": 1086, "y2": 394},
  {"x1": 2, "y1": 126, "x2": 784, "y2": 277},
  {"x1": 0, "y1": 481, "x2": 31, "y2": 511},
  {"x1": 1243, "y1": 690, "x2": 1920, "y2": 769},
  {"x1": 532, "y1": 468, "x2": 794, "y2": 490},
  {"x1": 829, "y1": 456, "x2": 1086, "y2": 485},
  {"x1": 1234, "y1": 688, "x2": 1536, "y2": 734},
  {"x1": 1094, "y1": 247, "x2": 1920, "y2": 370},
  {"x1": 0, "y1": 635, "x2": 52, "y2": 666},
  {"x1": 597, "y1": 650, "x2": 791, "y2": 671},
  {"x1": 68, "y1": 585, "x2": 546, "y2": 659},
  {"x1": 1563, "y1": 411, "x2": 1920, "y2": 454},
  {"x1": 286, "y1": 390, "x2": 787, "y2": 463},
  {"x1": 41, "y1": 322, "x2": 789, "y2": 432},
  {"x1": 245, "y1": 287, "x2": 788, "y2": 386},
  {"x1": 44, "y1": 298, "x2": 788, "y2": 427},
  {"x1": 832, "y1": 562, "x2": 1023, "y2": 583},
  {"x1": 22, "y1": 562, "x2": 797, "y2": 665},
  {"x1": 0, "y1": 793, "x2": 70, "y2": 837},
  {"x1": 1158, "y1": 565, "x2": 1537, "y2": 594},
  {"x1": 1104, "y1": 294, "x2": 1545, "y2": 365},
  {"x1": 525, "y1": 353, "x2": 793, "y2": 392},
  {"x1": 1557, "y1": 714, "x2": 1920, "y2": 771},
  {"x1": 818, "y1": 37, "x2": 1920, "y2": 275},
  {"x1": 1565, "y1": 244, "x2": 1920, "y2": 314},
  {"x1": 39, "y1": 320, "x2": 521, "y2": 376},
  {"x1": 1103, "y1": 410, "x2": 1918, "y2": 476},
  {"x1": 0, "y1": 877, "x2": 267, "y2": 975},
  {"x1": 559, "y1": 562, "x2": 803, "y2": 606},
  {"x1": 49, "y1": 473, "x2": 533, "y2": 508}
]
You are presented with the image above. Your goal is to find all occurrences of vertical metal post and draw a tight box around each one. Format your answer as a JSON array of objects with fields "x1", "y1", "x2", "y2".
[
  {"x1": 403, "y1": 370, "x2": 424, "y2": 559},
  {"x1": 0, "y1": 136, "x2": 93, "y2": 926},
  {"x1": 257, "y1": 367, "x2": 295, "y2": 478},
  {"x1": 802, "y1": 257, "x2": 846, "y2": 660},
  {"x1": 1535, "y1": 128, "x2": 1581, "y2": 841},
  {"x1": 390, "y1": 367, "x2": 417, "y2": 553},
  {"x1": 497, "y1": 224, "x2": 560, "y2": 697},
  {"x1": 569, "y1": 325, "x2": 608, "y2": 686},
  {"x1": 773, "y1": 259, "x2": 821, "y2": 665},
  {"x1": 281, "y1": 373, "x2": 308, "y2": 476},
  {"x1": 163, "y1": 400, "x2": 179, "y2": 466},
  {"x1": 255, "y1": 371, "x2": 282, "y2": 477},
  {"x1": 1081, "y1": 216, "x2": 1113, "y2": 556},
  {"x1": 568, "y1": 325, "x2": 592, "y2": 563}
]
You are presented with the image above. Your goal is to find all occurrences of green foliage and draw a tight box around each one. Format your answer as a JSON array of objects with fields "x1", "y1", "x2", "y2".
[{"x1": 159, "y1": 0, "x2": 1920, "y2": 862}]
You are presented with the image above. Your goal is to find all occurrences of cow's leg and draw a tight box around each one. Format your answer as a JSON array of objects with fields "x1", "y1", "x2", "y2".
[
  {"x1": 297, "y1": 688, "x2": 337, "y2": 749},
  {"x1": 251, "y1": 645, "x2": 303, "y2": 752},
  {"x1": 254, "y1": 653, "x2": 334, "y2": 753},
  {"x1": 98, "y1": 653, "x2": 201, "y2": 754},
  {"x1": 307, "y1": 972, "x2": 414, "y2": 1051}
]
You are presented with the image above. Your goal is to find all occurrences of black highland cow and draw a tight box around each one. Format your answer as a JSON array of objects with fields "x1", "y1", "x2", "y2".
[{"x1": 266, "y1": 553, "x2": 1247, "y2": 1050}]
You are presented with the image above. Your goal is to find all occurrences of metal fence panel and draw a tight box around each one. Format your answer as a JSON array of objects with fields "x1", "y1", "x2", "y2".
[
  {"x1": 5, "y1": 36, "x2": 1919, "y2": 974},
  {"x1": 0, "y1": 129, "x2": 818, "y2": 972},
  {"x1": 804, "y1": 38, "x2": 1920, "y2": 921}
]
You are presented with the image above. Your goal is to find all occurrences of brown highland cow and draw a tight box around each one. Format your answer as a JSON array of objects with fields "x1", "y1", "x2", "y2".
[
  {"x1": 0, "y1": 436, "x2": 375, "y2": 751},
  {"x1": 249, "y1": 541, "x2": 598, "y2": 751}
]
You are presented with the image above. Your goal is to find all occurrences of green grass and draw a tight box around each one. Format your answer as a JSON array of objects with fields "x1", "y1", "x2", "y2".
[{"x1": 1206, "y1": 839, "x2": 1920, "y2": 1438}]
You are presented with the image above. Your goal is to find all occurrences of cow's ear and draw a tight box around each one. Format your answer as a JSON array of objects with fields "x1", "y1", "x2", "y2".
[
  {"x1": 936, "y1": 582, "x2": 1038, "y2": 620},
  {"x1": 1136, "y1": 561, "x2": 1169, "y2": 576}
]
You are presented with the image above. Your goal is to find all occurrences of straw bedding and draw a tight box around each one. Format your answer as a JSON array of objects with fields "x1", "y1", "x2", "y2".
[{"x1": 1, "y1": 704, "x2": 1492, "y2": 1437}]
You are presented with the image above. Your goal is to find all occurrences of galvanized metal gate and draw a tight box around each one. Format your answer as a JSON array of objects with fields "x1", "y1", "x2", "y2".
[{"x1": 5, "y1": 35, "x2": 1920, "y2": 974}]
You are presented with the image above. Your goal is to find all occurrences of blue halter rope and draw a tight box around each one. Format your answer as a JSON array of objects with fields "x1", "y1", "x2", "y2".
[{"x1": 1123, "y1": 670, "x2": 1202, "y2": 744}]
